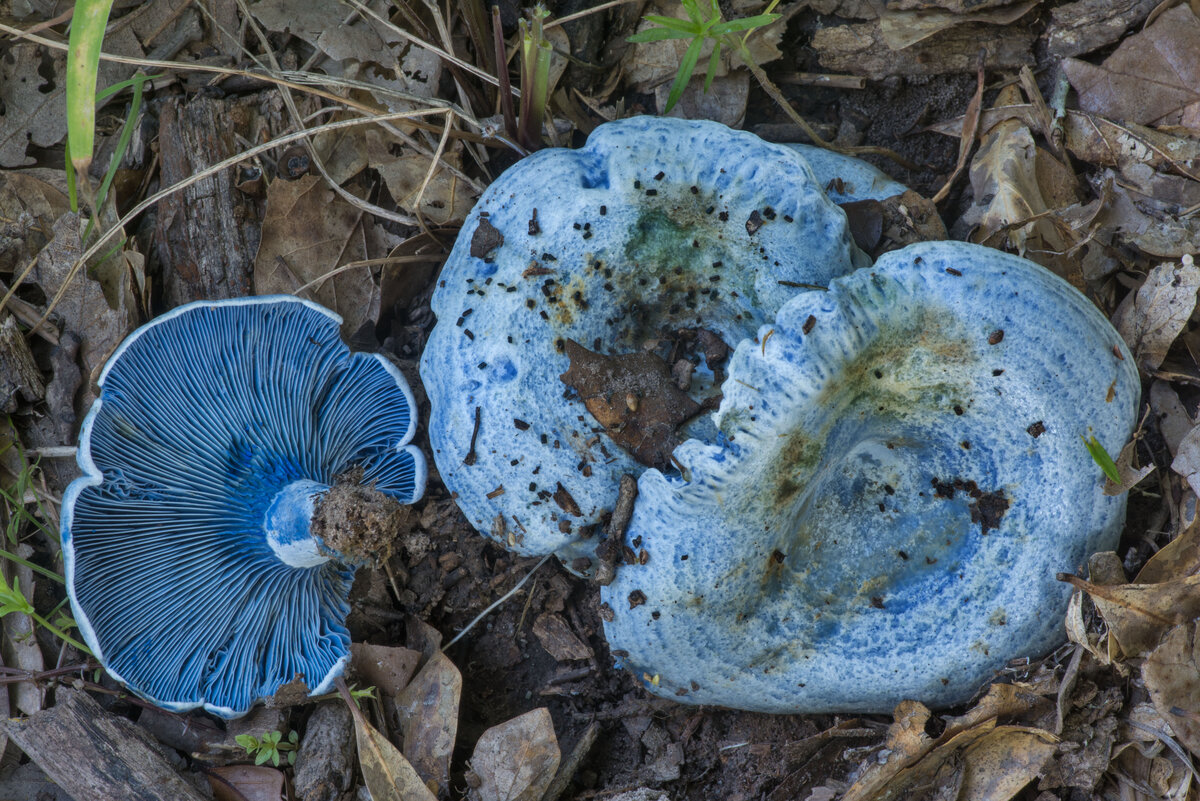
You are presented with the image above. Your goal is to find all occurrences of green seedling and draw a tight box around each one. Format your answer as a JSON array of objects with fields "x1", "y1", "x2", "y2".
[
  {"x1": 1082, "y1": 435, "x2": 1121, "y2": 484},
  {"x1": 628, "y1": 0, "x2": 780, "y2": 113},
  {"x1": 0, "y1": 570, "x2": 90, "y2": 654},
  {"x1": 236, "y1": 729, "x2": 300, "y2": 767},
  {"x1": 493, "y1": 4, "x2": 557, "y2": 152}
]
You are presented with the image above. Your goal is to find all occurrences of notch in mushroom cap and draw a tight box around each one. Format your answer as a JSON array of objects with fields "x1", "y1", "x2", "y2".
[
  {"x1": 62, "y1": 296, "x2": 426, "y2": 719},
  {"x1": 602, "y1": 240, "x2": 1139, "y2": 713},
  {"x1": 421, "y1": 116, "x2": 868, "y2": 566}
]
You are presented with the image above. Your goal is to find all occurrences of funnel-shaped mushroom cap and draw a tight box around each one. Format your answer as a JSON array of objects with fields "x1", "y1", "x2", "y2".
[
  {"x1": 421, "y1": 116, "x2": 866, "y2": 563},
  {"x1": 62, "y1": 296, "x2": 426, "y2": 719},
  {"x1": 602, "y1": 241, "x2": 1139, "y2": 713}
]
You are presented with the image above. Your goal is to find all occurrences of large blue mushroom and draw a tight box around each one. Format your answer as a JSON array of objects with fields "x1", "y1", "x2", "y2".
[
  {"x1": 421, "y1": 116, "x2": 869, "y2": 565},
  {"x1": 601, "y1": 241, "x2": 1139, "y2": 712},
  {"x1": 62, "y1": 296, "x2": 426, "y2": 719}
]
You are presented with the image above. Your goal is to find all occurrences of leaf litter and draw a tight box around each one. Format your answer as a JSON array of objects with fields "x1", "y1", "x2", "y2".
[{"x1": 7, "y1": 0, "x2": 1200, "y2": 799}]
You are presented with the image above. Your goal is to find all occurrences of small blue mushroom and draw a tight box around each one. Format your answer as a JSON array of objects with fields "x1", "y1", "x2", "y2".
[
  {"x1": 62, "y1": 296, "x2": 426, "y2": 719},
  {"x1": 601, "y1": 241, "x2": 1139, "y2": 713},
  {"x1": 421, "y1": 116, "x2": 868, "y2": 565}
]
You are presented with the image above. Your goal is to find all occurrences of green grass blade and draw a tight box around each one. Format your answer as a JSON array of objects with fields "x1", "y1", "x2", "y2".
[
  {"x1": 1082, "y1": 435, "x2": 1121, "y2": 483},
  {"x1": 711, "y1": 14, "x2": 780, "y2": 34},
  {"x1": 628, "y1": 27, "x2": 697, "y2": 42},
  {"x1": 642, "y1": 14, "x2": 699, "y2": 32},
  {"x1": 703, "y1": 41, "x2": 721, "y2": 92},
  {"x1": 664, "y1": 37, "x2": 704, "y2": 113},
  {"x1": 66, "y1": 0, "x2": 116, "y2": 178},
  {"x1": 84, "y1": 74, "x2": 149, "y2": 247}
]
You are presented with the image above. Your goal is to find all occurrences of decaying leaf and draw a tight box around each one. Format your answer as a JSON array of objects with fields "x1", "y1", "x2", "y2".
[
  {"x1": 348, "y1": 698, "x2": 437, "y2": 801},
  {"x1": 659, "y1": 71, "x2": 749, "y2": 128},
  {"x1": 1044, "y1": 0, "x2": 1160, "y2": 59},
  {"x1": 366, "y1": 131, "x2": 478, "y2": 226},
  {"x1": 812, "y1": 21, "x2": 1033, "y2": 79},
  {"x1": 560, "y1": 340, "x2": 705, "y2": 471},
  {"x1": 1060, "y1": 570, "x2": 1200, "y2": 658},
  {"x1": 0, "y1": 45, "x2": 69, "y2": 168},
  {"x1": 1101, "y1": 436, "x2": 1155, "y2": 497},
  {"x1": 350, "y1": 643, "x2": 422, "y2": 698},
  {"x1": 253, "y1": 175, "x2": 388, "y2": 337},
  {"x1": 394, "y1": 651, "x2": 461, "y2": 795},
  {"x1": 1172, "y1": 423, "x2": 1200, "y2": 499},
  {"x1": 1112, "y1": 256, "x2": 1200, "y2": 374},
  {"x1": 1149, "y1": 380, "x2": 1193, "y2": 459},
  {"x1": 532, "y1": 613, "x2": 594, "y2": 662},
  {"x1": 0, "y1": 172, "x2": 70, "y2": 269},
  {"x1": 1142, "y1": 621, "x2": 1200, "y2": 757},
  {"x1": 469, "y1": 708, "x2": 560, "y2": 801},
  {"x1": 1062, "y1": 6, "x2": 1200, "y2": 128},
  {"x1": 207, "y1": 765, "x2": 285, "y2": 801},
  {"x1": 877, "y1": 0, "x2": 1038, "y2": 50},
  {"x1": 249, "y1": 0, "x2": 400, "y2": 65}
]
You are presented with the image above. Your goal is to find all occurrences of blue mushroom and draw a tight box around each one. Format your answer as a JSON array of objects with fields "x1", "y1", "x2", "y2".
[
  {"x1": 62, "y1": 296, "x2": 426, "y2": 719},
  {"x1": 421, "y1": 116, "x2": 868, "y2": 566},
  {"x1": 601, "y1": 241, "x2": 1139, "y2": 713}
]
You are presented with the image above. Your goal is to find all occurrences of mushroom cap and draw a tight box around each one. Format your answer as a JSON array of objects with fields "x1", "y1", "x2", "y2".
[
  {"x1": 421, "y1": 116, "x2": 866, "y2": 563},
  {"x1": 784, "y1": 144, "x2": 907, "y2": 204},
  {"x1": 601, "y1": 241, "x2": 1139, "y2": 713},
  {"x1": 62, "y1": 296, "x2": 426, "y2": 719}
]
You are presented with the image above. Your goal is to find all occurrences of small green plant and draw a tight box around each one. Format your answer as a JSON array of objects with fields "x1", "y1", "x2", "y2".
[
  {"x1": 627, "y1": 0, "x2": 781, "y2": 113},
  {"x1": 493, "y1": 4, "x2": 557, "y2": 152},
  {"x1": 0, "y1": 569, "x2": 90, "y2": 653},
  {"x1": 1082, "y1": 435, "x2": 1121, "y2": 483},
  {"x1": 236, "y1": 729, "x2": 300, "y2": 766}
]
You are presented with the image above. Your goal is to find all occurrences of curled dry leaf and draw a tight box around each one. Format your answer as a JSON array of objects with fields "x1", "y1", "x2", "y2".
[
  {"x1": 1142, "y1": 621, "x2": 1200, "y2": 758},
  {"x1": 349, "y1": 699, "x2": 436, "y2": 801},
  {"x1": 469, "y1": 707, "x2": 560, "y2": 801},
  {"x1": 1172, "y1": 423, "x2": 1200, "y2": 499},
  {"x1": 877, "y1": 0, "x2": 1038, "y2": 50},
  {"x1": 1059, "y1": 570, "x2": 1200, "y2": 658},
  {"x1": 1112, "y1": 257, "x2": 1200, "y2": 374},
  {"x1": 350, "y1": 643, "x2": 422, "y2": 698}
]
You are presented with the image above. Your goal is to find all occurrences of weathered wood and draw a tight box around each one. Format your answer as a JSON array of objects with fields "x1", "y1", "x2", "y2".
[
  {"x1": 155, "y1": 94, "x2": 257, "y2": 306},
  {"x1": 2, "y1": 689, "x2": 208, "y2": 801},
  {"x1": 293, "y1": 702, "x2": 355, "y2": 801},
  {"x1": 1045, "y1": 0, "x2": 1159, "y2": 58},
  {"x1": 0, "y1": 315, "x2": 44, "y2": 412},
  {"x1": 812, "y1": 21, "x2": 1034, "y2": 80}
]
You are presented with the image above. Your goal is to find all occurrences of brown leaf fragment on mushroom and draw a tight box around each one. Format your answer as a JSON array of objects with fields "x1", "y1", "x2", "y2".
[
  {"x1": 533, "y1": 613, "x2": 594, "y2": 662},
  {"x1": 1112, "y1": 256, "x2": 1200, "y2": 375},
  {"x1": 1062, "y1": 6, "x2": 1200, "y2": 128},
  {"x1": 208, "y1": 765, "x2": 285, "y2": 801},
  {"x1": 253, "y1": 175, "x2": 383, "y2": 337},
  {"x1": 468, "y1": 708, "x2": 560, "y2": 801},
  {"x1": 1142, "y1": 621, "x2": 1200, "y2": 758},
  {"x1": 470, "y1": 217, "x2": 505, "y2": 261},
  {"x1": 560, "y1": 340, "x2": 705, "y2": 470},
  {"x1": 265, "y1": 675, "x2": 313, "y2": 709},
  {"x1": 394, "y1": 651, "x2": 461, "y2": 795}
]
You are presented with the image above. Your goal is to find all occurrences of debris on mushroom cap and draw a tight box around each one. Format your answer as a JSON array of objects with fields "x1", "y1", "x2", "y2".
[
  {"x1": 421, "y1": 116, "x2": 867, "y2": 565},
  {"x1": 62, "y1": 296, "x2": 426, "y2": 719},
  {"x1": 600, "y1": 240, "x2": 1140, "y2": 713},
  {"x1": 784, "y1": 143, "x2": 907, "y2": 204}
]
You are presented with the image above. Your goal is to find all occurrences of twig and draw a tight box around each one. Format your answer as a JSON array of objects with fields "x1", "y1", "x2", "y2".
[{"x1": 443, "y1": 554, "x2": 552, "y2": 650}]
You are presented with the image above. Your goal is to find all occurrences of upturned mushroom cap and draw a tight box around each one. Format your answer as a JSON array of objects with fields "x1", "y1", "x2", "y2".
[
  {"x1": 784, "y1": 144, "x2": 907, "y2": 204},
  {"x1": 421, "y1": 116, "x2": 866, "y2": 564},
  {"x1": 601, "y1": 241, "x2": 1139, "y2": 713},
  {"x1": 62, "y1": 296, "x2": 426, "y2": 719}
]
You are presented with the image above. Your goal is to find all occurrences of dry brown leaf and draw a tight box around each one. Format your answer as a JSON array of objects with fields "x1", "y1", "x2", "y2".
[
  {"x1": 957, "y1": 727, "x2": 1058, "y2": 800},
  {"x1": 1142, "y1": 621, "x2": 1200, "y2": 757},
  {"x1": 366, "y1": 132, "x2": 477, "y2": 226},
  {"x1": 812, "y1": 21, "x2": 1033, "y2": 79},
  {"x1": 207, "y1": 765, "x2": 285, "y2": 801},
  {"x1": 1113, "y1": 257, "x2": 1200, "y2": 374},
  {"x1": 1136, "y1": 517, "x2": 1200, "y2": 584},
  {"x1": 1044, "y1": 0, "x2": 1160, "y2": 59},
  {"x1": 350, "y1": 643, "x2": 422, "y2": 697},
  {"x1": 1149, "y1": 380, "x2": 1193, "y2": 459},
  {"x1": 1062, "y1": 6, "x2": 1200, "y2": 128},
  {"x1": 878, "y1": 0, "x2": 1038, "y2": 50},
  {"x1": 931, "y1": 54, "x2": 984, "y2": 205},
  {"x1": 253, "y1": 175, "x2": 384, "y2": 337},
  {"x1": 1060, "y1": 571, "x2": 1200, "y2": 658},
  {"x1": 249, "y1": 0, "x2": 399, "y2": 65},
  {"x1": 349, "y1": 699, "x2": 437, "y2": 801},
  {"x1": 0, "y1": 45, "x2": 68, "y2": 168},
  {"x1": 394, "y1": 651, "x2": 461, "y2": 795},
  {"x1": 469, "y1": 708, "x2": 561, "y2": 801},
  {"x1": 1102, "y1": 436, "x2": 1155, "y2": 496},
  {"x1": 659, "y1": 71, "x2": 749, "y2": 128},
  {"x1": 532, "y1": 613, "x2": 593, "y2": 662},
  {"x1": 0, "y1": 172, "x2": 70, "y2": 270},
  {"x1": 1172, "y1": 423, "x2": 1200, "y2": 499}
]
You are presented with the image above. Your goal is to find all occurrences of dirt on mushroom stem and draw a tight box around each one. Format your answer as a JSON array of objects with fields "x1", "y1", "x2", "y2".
[{"x1": 311, "y1": 467, "x2": 416, "y2": 565}]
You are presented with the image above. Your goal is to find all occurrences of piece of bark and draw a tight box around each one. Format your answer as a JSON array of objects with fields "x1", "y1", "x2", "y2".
[
  {"x1": 1045, "y1": 0, "x2": 1159, "y2": 58},
  {"x1": 533, "y1": 613, "x2": 594, "y2": 662},
  {"x1": 812, "y1": 21, "x2": 1033, "y2": 80},
  {"x1": 2, "y1": 689, "x2": 208, "y2": 801},
  {"x1": 155, "y1": 94, "x2": 258, "y2": 306},
  {"x1": 293, "y1": 702, "x2": 355, "y2": 801},
  {"x1": 0, "y1": 315, "x2": 44, "y2": 412}
]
